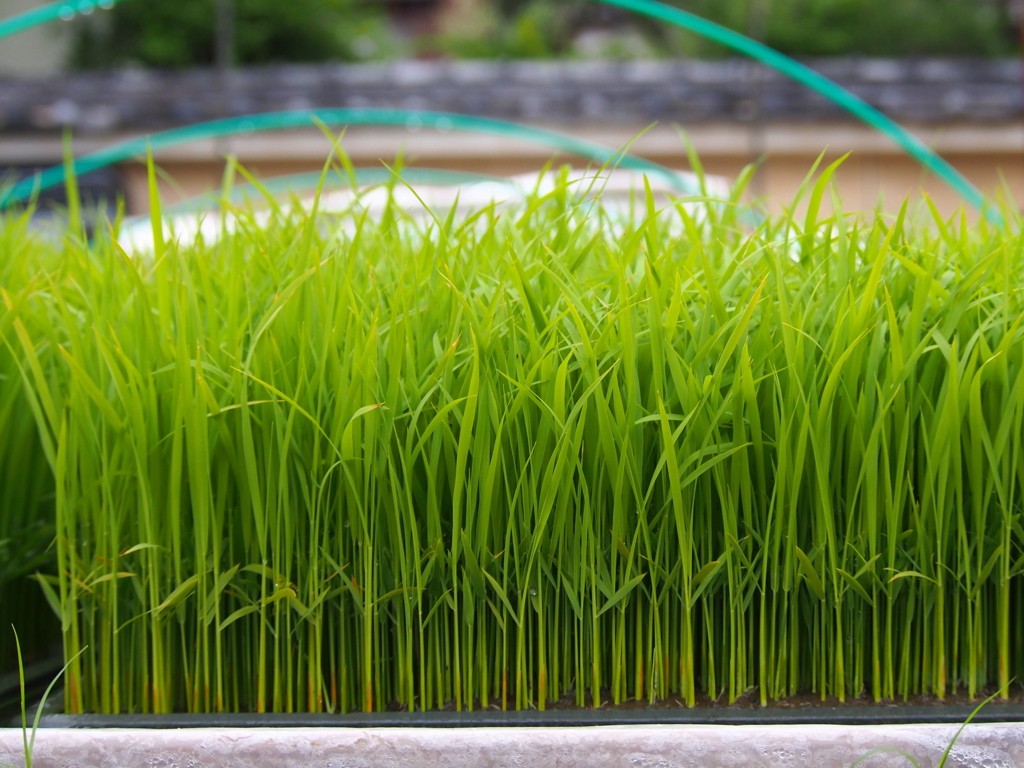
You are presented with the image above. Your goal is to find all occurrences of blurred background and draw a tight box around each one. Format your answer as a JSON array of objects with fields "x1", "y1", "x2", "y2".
[{"x1": 1, "y1": 0, "x2": 1023, "y2": 215}]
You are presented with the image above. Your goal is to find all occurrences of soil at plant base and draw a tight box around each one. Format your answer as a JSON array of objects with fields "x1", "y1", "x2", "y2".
[{"x1": 421, "y1": 686, "x2": 1024, "y2": 712}]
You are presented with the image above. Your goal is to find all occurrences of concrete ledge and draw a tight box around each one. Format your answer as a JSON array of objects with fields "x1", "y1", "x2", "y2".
[
  {"x1": 1, "y1": 724, "x2": 1022, "y2": 768},
  {"x1": 4, "y1": 121, "x2": 1024, "y2": 166}
]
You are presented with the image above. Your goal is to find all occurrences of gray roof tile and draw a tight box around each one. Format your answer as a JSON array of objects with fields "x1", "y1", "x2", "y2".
[{"x1": 0, "y1": 57, "x2": 1019, "y2": 135}]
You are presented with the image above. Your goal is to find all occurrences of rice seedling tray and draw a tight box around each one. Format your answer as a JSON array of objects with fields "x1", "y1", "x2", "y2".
[{"x1": 8, "y1": 158, "x2": 1024, "y2": 768}]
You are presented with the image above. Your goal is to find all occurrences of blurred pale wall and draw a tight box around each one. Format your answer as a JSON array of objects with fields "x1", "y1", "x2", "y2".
[
  {"x1": 104, "y1": 121, "x2": 1023, "y2": 218},
  {"x1": 0, "y1": 0, "x2": 69, "y2": 74}
]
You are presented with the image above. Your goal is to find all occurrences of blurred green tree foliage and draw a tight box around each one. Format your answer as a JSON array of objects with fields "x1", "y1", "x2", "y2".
[
  {"x1": 70, "y1": 0, "x2": 1017, "y2": 67},
  {"x1": 749, "y1": 0, "x2": 1011, "y2": 57},
  {"x1": 71, "y1": 0, "x2": 394, "y2": 68},
  {"x1": 494, "y1": 0, "x2": 1015, "y2": 58}
]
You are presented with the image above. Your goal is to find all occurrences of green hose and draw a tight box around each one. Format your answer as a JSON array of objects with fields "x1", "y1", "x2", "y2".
[
  {"x1": 0, "y1": 0, "x2": 124, "y2": 41},
  {"x1": 597, "y1": 0, "x2": 988, "y2": 214},
  {"x1": 0, "y1": 108, "x2": 700, "y2": 207},
  {"x1": 0, "y1": 0, "x2": 991, "y2": 213}
]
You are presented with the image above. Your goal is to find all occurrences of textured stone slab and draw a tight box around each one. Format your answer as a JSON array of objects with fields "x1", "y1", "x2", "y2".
[{"x1": 1, "y1": 724, "x2": 1023, "y2": 768}]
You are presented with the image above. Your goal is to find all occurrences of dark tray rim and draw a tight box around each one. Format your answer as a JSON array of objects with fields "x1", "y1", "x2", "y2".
[{"x1": 21, "y1": 704, "x2": 1024, "y2": 729}]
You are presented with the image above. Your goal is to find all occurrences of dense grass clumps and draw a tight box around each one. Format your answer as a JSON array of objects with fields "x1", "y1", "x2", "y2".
[{"x1": 4, "y1": 167, "x2": 1024, "y2": 714}]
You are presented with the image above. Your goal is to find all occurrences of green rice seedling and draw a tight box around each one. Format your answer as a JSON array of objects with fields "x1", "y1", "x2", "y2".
[
  {"x1": 4, "y1": 154, "x2": 1024, "y2": 714},
  {"x1": 0, "y1": 208, "x2": 65, "y2": 674}
]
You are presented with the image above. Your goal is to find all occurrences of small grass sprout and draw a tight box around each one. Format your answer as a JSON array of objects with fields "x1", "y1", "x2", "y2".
[
  {"x1": 0, "y1": 629, "x2": 85, "y2": 768},
  {"x1": 849, "y1": 689, "x2": 1002, "y2": 768}
]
